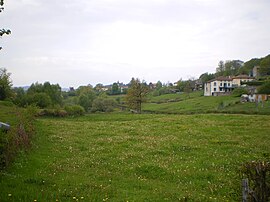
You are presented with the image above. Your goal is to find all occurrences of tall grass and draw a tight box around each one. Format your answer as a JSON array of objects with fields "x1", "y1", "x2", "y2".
[{"x1": 0, "y1": 103, "x2": 37, "y2": 169}]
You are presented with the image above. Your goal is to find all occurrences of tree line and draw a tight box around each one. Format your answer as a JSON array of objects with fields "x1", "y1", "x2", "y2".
[
  {"x1": 198, "y1": 54, "x2": 270, "y2": 84},
  {"x1": 0, "y1": 68, "x2": 151, "y2": 114}
]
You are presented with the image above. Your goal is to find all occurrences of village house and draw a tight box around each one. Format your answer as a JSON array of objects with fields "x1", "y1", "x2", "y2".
[
  {"x1": 232, "y1": 75, "x2": 254, "y2": 87},
  {"x1": 204, "y1": 75, "x2": 254, "y2": 96},
  {"x1": 204, "y1": 76, "x2": 233, "y2": 96}
]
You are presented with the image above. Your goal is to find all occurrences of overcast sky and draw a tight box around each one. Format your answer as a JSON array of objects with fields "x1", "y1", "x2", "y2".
[{"x1": 1, "y1": 0, "x2": 270, "y2": 87}]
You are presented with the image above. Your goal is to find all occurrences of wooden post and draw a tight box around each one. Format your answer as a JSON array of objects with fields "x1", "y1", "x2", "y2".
[{"x1": 242, "y1": 178, "x2": 249, "y2": 202}]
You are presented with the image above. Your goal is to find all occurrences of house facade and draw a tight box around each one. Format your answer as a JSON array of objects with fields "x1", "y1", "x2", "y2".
[
  {"x1": 232, "y1": 75, "x2": 254, "y2": 87},
  {"x1": 204, "y1": 77, "x2": 233, "y2": 96},
  {"x1": 204, "y1": 75, "x2": 254, "y2": 96}
]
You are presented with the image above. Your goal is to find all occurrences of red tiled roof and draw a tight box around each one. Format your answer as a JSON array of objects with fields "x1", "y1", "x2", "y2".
[
  {"x1": 207, "y1": 76, "x2": 232, "y2": 83},
  {"x1": 232, "y1": 75, "x2": 254, "y2": 79}
]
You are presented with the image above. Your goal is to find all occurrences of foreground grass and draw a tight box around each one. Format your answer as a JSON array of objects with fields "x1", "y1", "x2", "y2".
[{"x1": 0, "y1": 113, "x2": 270, "y2": 201}]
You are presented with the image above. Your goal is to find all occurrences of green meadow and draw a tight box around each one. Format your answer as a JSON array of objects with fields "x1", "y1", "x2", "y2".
[
  {"x1": 1, "y1": 113, "x2": 270, "y2": 201},
  {"x1": 144, "y1": 91, "x2": 270, "y2": 114}
]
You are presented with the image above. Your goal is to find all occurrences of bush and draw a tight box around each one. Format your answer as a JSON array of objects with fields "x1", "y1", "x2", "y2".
[
  {"x1": 258, "y1": 82, "x2": 270, "y2": 94},
  {"x1": 39, "y1": 108, "x2": 68, "y2": 117},
  {"x1": 232, "y1": 88, "x2": 248, "y2": 97},
  {"x1": 27, "y1": 93, "x2": 52, "y2": 108},
  {"x1": 91, "y1": 98, "x2": 116, "y2": 112},
  {"x1": 0, "y1": 105, "x2": 37, "y2": 169},
  {"x1": 64, "y1": 105, "x2": 85, "y2": 116}
]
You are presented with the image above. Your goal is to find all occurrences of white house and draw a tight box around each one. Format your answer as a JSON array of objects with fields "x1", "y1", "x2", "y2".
[
  {"x1": 204, "y1": 77, "x2": 233, "y2": 96},
  {"x1": 204, "y1": 75, "x2": 254, "y2": 96}
]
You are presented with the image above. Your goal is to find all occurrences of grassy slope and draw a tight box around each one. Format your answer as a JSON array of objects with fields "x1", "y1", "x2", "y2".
[
  {"x1": 143, "y1": 91, "x2": 270, "y2": 114},
  {"x1": 1, "y1": 114, "x2": 270, "y2": 201}
]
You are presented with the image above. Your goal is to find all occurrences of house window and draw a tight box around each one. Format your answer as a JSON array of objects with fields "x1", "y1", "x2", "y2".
[
  {"x1": 220, "y1": 83, "x2": 223, "y2": 86},
  {"x1": 228, "y1": 83, "x2": 230, "y2": 86},
  {"x1": 214, "y1": 88, "x2": 216, "y2": 91},
  {"x1": 214, "y1": 82, "x2": 216, "y2": 86}
]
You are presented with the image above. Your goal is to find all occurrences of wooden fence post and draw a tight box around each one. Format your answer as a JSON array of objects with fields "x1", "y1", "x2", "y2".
[{"x1": 242, "y1": 178, "x2": 249, "y2": 202}]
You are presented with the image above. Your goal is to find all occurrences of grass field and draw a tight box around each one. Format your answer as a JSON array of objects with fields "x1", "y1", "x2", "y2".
[
  {"x1": 143, "y1": 91, "x2": 270, "y2": 114},
  {"x1": 1, "y1": 113, "x2": 270, "y2": 201}
]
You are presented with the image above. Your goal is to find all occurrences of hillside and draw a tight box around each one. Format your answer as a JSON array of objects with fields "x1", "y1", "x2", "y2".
[{"x1": 142, "y1": 91, "x2": 270, "y2": 114}]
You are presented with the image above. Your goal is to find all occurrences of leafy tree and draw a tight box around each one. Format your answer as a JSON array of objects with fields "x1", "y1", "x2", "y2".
[
  {"x1": 43, "y1": 82, "x2": 62, "y2": 105},
  {"x1": 27, "y1": 93, "x2": 52, "y2": 108},
  {"x1": 76, "y1": 85, "x2": 93, "y2": 96},
  {"x1": 0, "y1": 0, "x2": 11, "y2": 50},
  {"x1": 76, "y1": 85, "x2": 96, "y2": 111},
  {"x1": 78, "y1": 94, "x2": 90, "y2": 111},
  {"x1": 258, "y1": 82, "x2": 270, "y2": 94},
  {"x1": 91, "y1": 97, "x2": 116, "y2": 112},
  {"x1": 0, "y1": 68, "x2": 13, "y2": 100},
  {"x1": 156, "y1": 81, "x2": 162, "y2": 90},
  {"x1": 28, "y1": 82, "x2": 43, "y2": 94},
  {"x1": 13, "y1": 87, "x2": 27, "y2": 106},
  {"x1": 259, "y1": 55, "x2": 270, "y2": 76},
  {"x1": 111, "y1": 82, "x2": 120, "y2": 95},
  {"x1": 27, "y1": 82, "x2": 63, "y2": 106},
  {"x1": 125, "y1": 78, "x2": 149, "y2": 113},
  {"x1": 94, "y1": 83, "x2": 104, "y2": 93},
  {"x1": 64, "y1": 105, "x2": 85, "y2": 116},
  {"x1": 176, "y1": 79, "x2": 185, "y2": 92},
  {"x1": 232, "y1": 88, "x2": 248, "y2": 97},
  {"x1": 216, "y1": 61, "x2": 225, "y2": 76},
  {"x1": 216, "y1": 60, "x2": 244, "y2": 76},
  {"x1": 176, "y1": 79, "x2": 193, "y2": 92},
  {"x1": 199, "y1": 72, "x2": 215, "y2": 84}
]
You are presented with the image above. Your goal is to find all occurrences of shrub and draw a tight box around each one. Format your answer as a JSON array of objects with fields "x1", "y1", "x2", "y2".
[
  {"x1": 232, "y1": 88, "x2": 248, "y2": 97},
  {"x1": 26, "y1": 93, "x2": 52, "y2": 108},
  {"x1": 91, "y1": 98, "x2": 116, "y2": 112},
  {"x1": 39, "y1": 108, "x2": 68, "y2": 117},
  {"x1": 258, "y1": 82, "x2": 270, "y2": 94},
  {"x1": 64, "y1": 105, "x2": 85, "y2": 116},
  {"x1": 0, "y1": 105, "x2": 37, "y2": 169}
]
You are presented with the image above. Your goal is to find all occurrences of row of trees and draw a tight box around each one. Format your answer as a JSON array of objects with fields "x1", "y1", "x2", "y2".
[
  {"x1": 216, "y1": 60, "x2": 244, "y2": 76},
  {"x1": 197, "y1": 54, "x2": 270, "y2": 86},
  {"x1": 215, "y1": 55, "x2": 270, "y2": 78},
  {"x1": 0, "y1": 68, "x2": 150, "y2": 114},
  {"x1": 13, "y1": 82, "x2": 62, "y2": 108}
]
